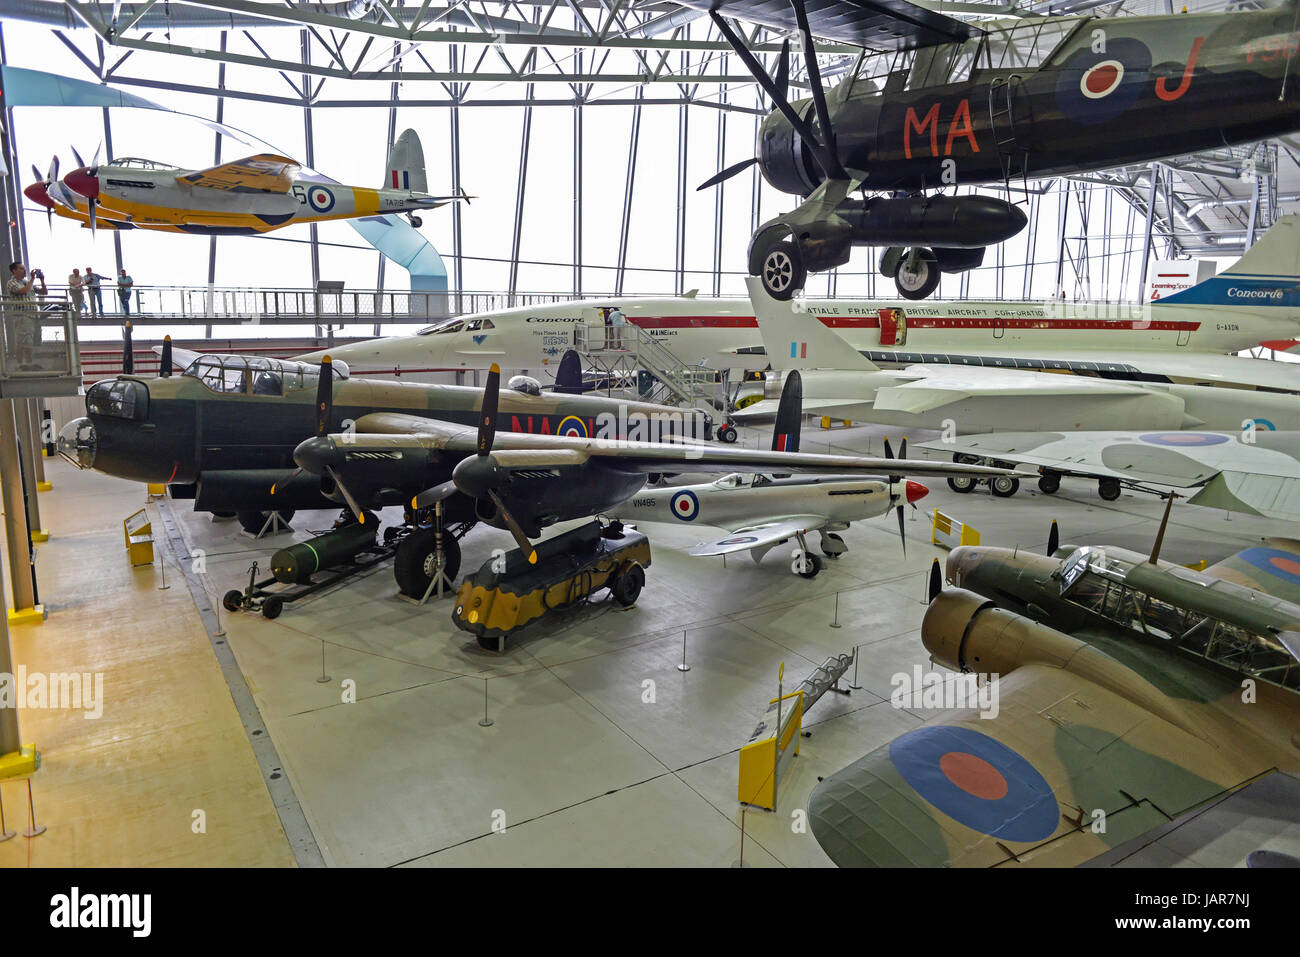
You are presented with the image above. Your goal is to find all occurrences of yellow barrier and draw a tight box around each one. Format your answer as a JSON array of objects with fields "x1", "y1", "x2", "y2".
[
  {"x1": 146, "y1": 483, "x2": 167, "y2": 497},
  {"x1": 123, "y1": 508, "x2": 155, "y2": 567},
  {"x1": 931, "y1": 508, "x2": 980, "y2": 549},
  {"x1": 819, "y1": 416, "x2": 852, "y2": 429}
]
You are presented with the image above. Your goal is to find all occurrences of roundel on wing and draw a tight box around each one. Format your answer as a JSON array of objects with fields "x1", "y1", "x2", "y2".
[
  {"x1": 307, "y1": 186, "x2": 336, "y2": 213},
  {"x1": 1055, "y1": 38, "x2": 1151, "y2": 125},
  {"x1": 1138, "y1": 432, "x2": 1230, "y2": 447},
  {"x1": 670, "y1": 489, "x2": 699, "y2": 521},
  {"x1": 1234, "y1": 547, "x2": 1300, "y2": 586},
  {"x1": 557, "y1": 415, "x2": 588, "y2": 438},
  {"x1": 889, "y1": 725, "x2": 1059, "y2": 843}
]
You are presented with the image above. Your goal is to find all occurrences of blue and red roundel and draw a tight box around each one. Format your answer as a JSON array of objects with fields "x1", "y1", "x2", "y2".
[
  {"x1": 1234, "y1": 547, "x2": 1300, "y2": 587},
  {"x1": 670, "y1": 489, "x2": 699, "y2": 521},
  {"x1": 889, "y1": 726, "x2": 1059, "y2": 843},
  {"x1": 1055, "y1": 39, "x2": 1151, "y2": 126},
  {"x1": 1138, "y1": 432, "x2": 1230, "y2": 447}
]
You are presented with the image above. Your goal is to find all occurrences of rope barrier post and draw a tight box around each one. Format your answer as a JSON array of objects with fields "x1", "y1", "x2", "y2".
[
  {"x1": 316, "y1": 641, "x2": 331, "y2": 684},
  {"x1": 829, "y1": 591, "x2": 841, "y2": 628},
  {"x1": 677, "y1": 629, "x2": 690, "y2": 672},
  {"x1": 478, "y1": 678, "x2": 493, "y2": 727}
]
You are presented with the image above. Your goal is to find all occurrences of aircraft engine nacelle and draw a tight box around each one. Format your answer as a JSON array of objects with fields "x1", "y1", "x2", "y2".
[
  {"x1": 921, "y1": 588, "x2": 1084, "y2": 676},
  {"x1": 759, "y1": 99, "x2": 823, "y2": 197},
  {"x1": 484, "y1": 463, "x2": 649, "y2": 538}
]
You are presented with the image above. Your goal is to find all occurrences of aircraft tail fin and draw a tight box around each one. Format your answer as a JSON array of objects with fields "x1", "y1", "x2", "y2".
[
  {"x1": 384, "y1": 129, "x2": 428, "y2": 194},
  {"x1": 554, "y1": 349, "x2": 585, "y2": 394},
  {"x1": 771, "y1": 369, "x2": 802, "y2": 453},
  {"x1": 1158, "y1": 214, "x2": 1300, "y2": 308},
  {"x1": 745, "y1": 277, "x2": 878, "y2": 372}
]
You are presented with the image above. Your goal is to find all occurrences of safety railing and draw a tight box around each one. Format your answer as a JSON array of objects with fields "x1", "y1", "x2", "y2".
[
  {"x1": 40, "y1": 284, "x2": 591, "y2": 324},
  {"x1": 0, "y1": 298, "x2": 84, "y2": 397}
]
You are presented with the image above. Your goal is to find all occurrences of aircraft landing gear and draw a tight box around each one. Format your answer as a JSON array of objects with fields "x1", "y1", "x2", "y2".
[
  {"x1": 237, "y1": 509, "x2": 294, "y2": 537},
  {"x1": 394, "y1": 526, "x2": 462, "y2": 599},
  {"x1": 1038, "y1": 471, "x2": 1062, "y2": 495},
  {"x1": 407, "y1": 214, "x2": 423, "y2": 228},
  {"x1": 990, "y1": 475, "x2": 1020, "y2": 498},
  {"x1": 758, "y1": 240, "x2": 806, "y2": 301},
  {"x1": 716, "y1": 422, "x2": 738, "y2": 443},
  {"x1": 892, "y1": 247, "x2": 940, "y2": 300},
  {"x1": 793, "y1": 530, "x2": 824, "y2": 578},
  {"x1": 1098, "y1": 477, "x2": 1122, "y2": 501},
  {"x1": 820, "y1": 530, "x2": 847, "y2": 558}
]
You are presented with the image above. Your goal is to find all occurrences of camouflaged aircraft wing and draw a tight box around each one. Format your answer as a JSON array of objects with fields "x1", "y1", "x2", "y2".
[
  {"x1": 1203, "y1": 538, "x2": 1300, "y2": 607},
  {"x1": 688, "y1": 516, "x2": 829, "y2": 557},
  {"x1": 808, "y1": 659, "x2": 1273, "y2": 867}
]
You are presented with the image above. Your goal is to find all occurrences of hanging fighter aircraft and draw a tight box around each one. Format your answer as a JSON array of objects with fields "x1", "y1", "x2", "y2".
[
  {"x1": 808, "y1": 505, "x2": 1300, "y2": 867},
  {"x1": 675, "y1": 0, "x2": 1300, "y2": 300},
  {"x1": 287, "y1": 363, "x2": 1013, "y2": 596},
  {"x1": 614, "y1": 370, "x2": 929, "y2": 577},
  {"x1": 26, "y1": 130, "x2": 462, "y2": 235},
  {"x1": 313, "y1": 214, "x2": 1300, "y2": 397}
]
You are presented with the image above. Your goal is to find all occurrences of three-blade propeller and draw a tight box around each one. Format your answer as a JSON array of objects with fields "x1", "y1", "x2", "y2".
[
  {"x1": 273, "y1": 356, "x2": 359, "y2": 517},
  {"x1": 883, "y1": 436, "x2": 909, "y2": 555}
]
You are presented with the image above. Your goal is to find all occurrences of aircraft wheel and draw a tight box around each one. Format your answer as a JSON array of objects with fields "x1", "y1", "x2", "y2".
[
  {"x1": 759, "y1": 241, "x2": 805, "y2": 301},
  {"x1": 237, "y1": 509, "x2": 294, "y2": 535},
  {"x1": 717, "y1": 424, "x2": 738, "y2": 443},
  {"x1": 894, "y1": 248, "x2": 940, "y2": 300},
  {"x1": 821, "y1": 532, "x2": 845, "y2": 557},
  {"x1": 1038, "y1": 472, "x2": 1061, "y2": 495},
  {"x1": 611, "y1": 564, "x2": 645, "y2": 606},
  {"x1": 409, "y1": 215, "x2": 423, "y2": 228},
  {"x1": 990, "y1": 476, "x2": 1020, "y2": 498},
  {"x1": 261, "y1": 595, "x2": 284, "y2": 620},
  {"x1": 795, "y1": 552, "x2": 823, "y2": 579},
  {"x1": 212, "y1": 511, "x2": 237, "y2": 519},
  {"x1": 222, "y1": 589, "x2": 244, "y2": 613},
  {"x1": 1098, "y1": 478, "x2": 1122, "y2": 501},
  {"x1": 394, "y1": 527, "x2": 462, "y2": 598},
  {"x1": 947, "y1": 476, "x2": 975, "y2": 494}
]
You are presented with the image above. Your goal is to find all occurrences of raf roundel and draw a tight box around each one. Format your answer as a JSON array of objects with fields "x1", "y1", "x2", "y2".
[
  {"x1": 557, "y1": 416, "x2": 588, "y2": 438},
  {"x1": 1080, "y1": 60, "x2": 1124, "y2": 99},
  {"x1": 1055, "y1": 38, "x2": 1151, "y2": 126},
  {"x1": 889, "y1": 725, "x2": 1059, "y2": 843},
  {"x1": 1235, "y1": 547, "x2": 1300, "y2": 588},
  {"x1": 307, "y1": 186, "x2": 336, "y2": 213},
  {"x1": 1138, "y1": 432, "x2": 1230, "y2": 447},
  {"x1": 669, "y1": 489, "x2": 700, "y2": 522}
]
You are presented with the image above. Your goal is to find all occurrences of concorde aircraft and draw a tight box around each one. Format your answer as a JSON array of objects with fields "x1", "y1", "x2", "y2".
[
  {"x1": 311, "y1": 214, "x2": 1300, "y2": 399},
  {"x1": 650, "y1": 0, "x2": 1300, "y2": 299},
  {"x1": 25, "y1": 130, "x2": 460, "y2": 235},
  {"x1": 807, "y1": 505, "x2": 1300, "y2": 867},
  {"x1": 614, "y1": 370, "x2": 929, "y2": 577}
]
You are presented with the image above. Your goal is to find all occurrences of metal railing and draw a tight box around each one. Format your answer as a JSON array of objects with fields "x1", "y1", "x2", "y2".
[
  {"x1": 0, "y1": 298, "x2": 84, "y2": 397},
  {"x1": 40, "y1": 284, "x2": 591, "y2": 325},
  {"x1": 572, "y1": 323, "x2": 729, "y2": 413}
]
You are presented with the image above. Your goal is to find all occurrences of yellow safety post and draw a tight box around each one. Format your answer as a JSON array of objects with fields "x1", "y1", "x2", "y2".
[{"x1": 931, "y1": 508, "x2": 981, "y2": 549}]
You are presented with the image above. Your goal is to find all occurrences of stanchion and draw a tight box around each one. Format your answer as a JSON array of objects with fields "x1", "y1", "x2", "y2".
[
  {"x1": 23, "y1": 779, "x2": 44, "y2": 838},
  {"x1": 847, "y1": 644, "x2": 863, "y2": 691},
  {"x1": 731, "y1": 807, "x2": 748, "y2": 868},
  {"x1": 0, "y1": 787, "x2": 15, "y2": 842},
  {"x1": 829, "y1": 591, "x2": 842, "y2": 628},
  {"x1": 213, "y1": 589, "x2": 227, "y2": 639},
  {"x1": 316, "y1": 641, "x2": 331, "y2": 684},
  {"x1": 478, "y1": 678, "x2": 494, "y2": 727},
  {"x1": 677, "y1": 629, "x2": 690, "y2": 672},
  {"x1": 158, "y1": 554, "x2": 170, "y2": 591}
]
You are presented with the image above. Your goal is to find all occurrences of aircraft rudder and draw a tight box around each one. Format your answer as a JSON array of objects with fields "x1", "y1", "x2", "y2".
[
  {"x1": 744, "y1": 276, "x2": 877, "y2": 372},
  {"x1": 1158, "y1": 215, "x2": 1300, "y2": 309},
  {"x1": 384, "y1": 129, "x2": 428, "y2": 194},
  {"x1": 772, "y1": 369, "x2": 802, "y2": 453}
]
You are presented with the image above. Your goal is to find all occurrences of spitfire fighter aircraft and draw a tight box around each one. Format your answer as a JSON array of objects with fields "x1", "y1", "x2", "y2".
[
  {"x1": 25, "y1": 130, "x2": 460, "y2": 235},
  {"x1": 676, "y1": 0, "x2": 1300, "y2": 299},
  {"x1": 616, "y1": 371, "x2": 929, "y2": 577},
  {"x1": 808, "y1": 505, "x2": 1300, "y2": 867}
]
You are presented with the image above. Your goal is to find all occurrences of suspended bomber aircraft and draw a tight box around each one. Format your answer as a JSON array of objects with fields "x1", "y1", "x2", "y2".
[
  {"x1": 614, "y1": 370, "x2": 929, "y2": 577},
  {"x1": 315, "y1": 214, "x2": 1300, "y2": 399},
  {"x1": 668, "y1": 0, "x2": 1300, "y2": 299},
  {"x1": 808, "y1": 507, "x2": 1300, "y2": 867},
  {"x1": 24, "y1": 130, "x2": 463, "y2": 235}
]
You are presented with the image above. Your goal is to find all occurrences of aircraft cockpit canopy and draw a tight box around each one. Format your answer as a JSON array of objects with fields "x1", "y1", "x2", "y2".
[
  {"x1": 183, "y1": 354, "x2": 350, "y2": 397},
  {"x1": 1057, "y1": 546, "x2": 1300, "y2": 691},
  {"x1": 106, "y1": 157, "x2": 180, "y2": 171}
]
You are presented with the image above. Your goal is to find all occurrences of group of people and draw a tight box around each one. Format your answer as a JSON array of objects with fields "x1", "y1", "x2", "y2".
[{"x1": 65, "y1": 266, "x2": 136, "y2": 316}]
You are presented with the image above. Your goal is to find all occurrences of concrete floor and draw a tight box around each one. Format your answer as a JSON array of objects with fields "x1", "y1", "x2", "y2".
[{"x1": 8, "y1": 419, "x2": 1300, "y2": 867}]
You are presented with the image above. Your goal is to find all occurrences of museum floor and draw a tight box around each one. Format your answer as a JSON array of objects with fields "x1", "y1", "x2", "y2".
[{"x1": 4, "y1": 422, "x2": 1300, "y2": 868}]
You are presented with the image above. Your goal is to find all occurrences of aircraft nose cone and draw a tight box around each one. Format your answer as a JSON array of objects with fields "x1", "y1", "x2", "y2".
[
  {"x1": 905, "y1": 480, "x2": 928, "y2": 504},
  {"x1": 24, "y1": 182, "x2": 54, "y2": 208},
  {"x1": 56, "y1": 417, "x2": 96, "y2": 470},
  {"x1": 451, "y1": 454, "x2": 501, "y2": 499},
  {"x1": 63, "y1": 167, "x2": 99, "y2": 199},
  {"x1": 292, "y1": 435, "x2": 336, "y2": 475}
]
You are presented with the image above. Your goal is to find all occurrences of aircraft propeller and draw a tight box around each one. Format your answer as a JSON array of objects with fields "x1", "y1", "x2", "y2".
[
  {"x1": 159, "y1": 336, "x2": 173, "y2": 378},
  {"x1": 29, "y1": 164, "x2": 55, "y2": 229},
  {"x1": 1047, "y1": 520, "x2": 1060, "y2": 557},
  {"x1": 696, "y1": 39, "x2": 791, "y2": 192},
  {"x1": 883, "y1": 435, "x2": 909, "y2": 555},
  {"x1": 122, "y1": 322, "x2": 134, "y2": 375},
  {"x1": 450, "y1": 364, "x2": 539, "y2": 564},
  {"x1": 272, "y1": 356, "x2": 362, "y2": 518},
  {"x1": 927, "y1": 557, "x2": 942, "y2": 603}
]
